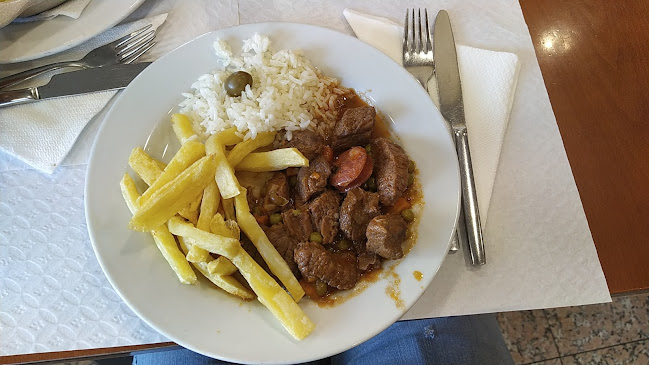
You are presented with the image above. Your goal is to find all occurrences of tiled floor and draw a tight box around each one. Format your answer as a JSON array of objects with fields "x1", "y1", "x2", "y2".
[{"x1": 497, "y1": 292, "x2": 649, "y2": 365}]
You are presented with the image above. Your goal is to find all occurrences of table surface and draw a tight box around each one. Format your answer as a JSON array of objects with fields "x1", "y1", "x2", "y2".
[{"x1": 2, "y1": 0, "x2": 646, "y2": 363}]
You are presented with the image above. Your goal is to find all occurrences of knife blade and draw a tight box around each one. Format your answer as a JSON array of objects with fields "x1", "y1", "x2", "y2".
[
  {"x1": 434, "y1": 10, "x2": 486, "y2": 266},
  {"x1": 0, "y1": 62, "x2": 151, "y2": 108}
]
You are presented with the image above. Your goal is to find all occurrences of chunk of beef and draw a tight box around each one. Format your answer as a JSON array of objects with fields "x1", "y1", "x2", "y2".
[
  {"x1": 262, "y1": 172, "x2": 290, "y2": 213},
  {"x1": 263, "y1": 223, "x2": 299, "y2": 276},
  {"x1": 365, "y1": 214, "x2": 407, "y2": 259},
  {"x1": 357, "y1": 253, "x2": 382, "y2": 271},
  {"x1": 294, "y1": 241, "x2": 359, "y2": 290},
  {"x1": 308, "y1": 190, "x2": 340, "y2": 244},
  {"x1": 371, "y1": 138, "x2": 410, "y2": 206},
  {"x1": 286, "y1": 130, "x2": 324, "y2": 160},
  {"x1": 339, "y1": 187, "x2": 381, "y2": 241},
  {"x1": 282, "y1": 208, "x2": 312, "y2": 242},
  {"x1": 332, "y1": 106, "x2": 376, "y2": 151},
  {"x1": 296, "y1": 155, "x2": 331, "y2": 203}
]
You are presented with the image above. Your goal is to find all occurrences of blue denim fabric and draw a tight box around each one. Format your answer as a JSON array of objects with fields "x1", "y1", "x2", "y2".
[{"x1": 132, "y1": 315, "x2": 513, "y2": 365}]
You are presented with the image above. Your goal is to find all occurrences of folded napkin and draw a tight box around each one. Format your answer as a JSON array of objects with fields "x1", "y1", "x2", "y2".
[
  {"x1": 344, "y1": 9, "x2": 520, "y2": 224},
  {"x1": 0, "y1": 0, "x2": 90, "y2": 27},
  {"x1": 0, "y1": 13, "x2": 167, "y2": 174}
]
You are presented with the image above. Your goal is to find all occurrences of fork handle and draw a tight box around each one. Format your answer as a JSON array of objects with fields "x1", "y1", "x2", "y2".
[
  {"x1": 0, "y1": 61, "x2": 85, "y2": 90},
  {"x1": 455, "y1": 127, "x2": 486, "y2": 266}
]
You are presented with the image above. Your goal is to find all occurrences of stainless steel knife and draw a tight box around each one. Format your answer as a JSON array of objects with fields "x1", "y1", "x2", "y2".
[
  {"x1": 0, "y1": 62, "x2": 151, "y2": 108},
  {"x1": 434, "y1": 10, "x2": 486, "y2": 266}
]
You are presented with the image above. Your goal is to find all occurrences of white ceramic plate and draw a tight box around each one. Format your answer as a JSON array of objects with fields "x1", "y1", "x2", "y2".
[
  {"x1": 85, "y1": 23, "x2": 460, "y2": 364},
  {"x1": 0, "y1": 0, "x2": 144, "y2": 64}
]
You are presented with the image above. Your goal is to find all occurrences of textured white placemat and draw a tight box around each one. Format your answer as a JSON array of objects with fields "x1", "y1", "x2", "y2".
[{"x1": 0, "y1": 0, "x2": 611, "y2": 357}]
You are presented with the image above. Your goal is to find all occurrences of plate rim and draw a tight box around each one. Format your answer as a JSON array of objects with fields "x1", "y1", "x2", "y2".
[{"x1": 85, "y1": 21, "x2": 461, "y2": 364}]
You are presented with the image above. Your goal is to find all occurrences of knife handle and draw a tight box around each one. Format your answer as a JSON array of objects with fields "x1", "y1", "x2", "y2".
[
  {"x1": 0, "y1": 88, "x2": 38, "y2": 108},
  {"x1": 454, "y1": 128, "x2": 486, "y2": 266}
]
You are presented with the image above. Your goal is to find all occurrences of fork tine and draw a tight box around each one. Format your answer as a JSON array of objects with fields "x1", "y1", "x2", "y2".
[
  {"x1": 113, "y1": 24, "x2": 153, "y2": 48},
  {"x1": 117, "y1": 29, "x2": 155, "y2": 56},
  {"x1": 403, "y1": 9, "x2": 410, "y2": 59},
  {"x1": 424, "y1": 9, "x2": 432, "y2": 53},
  {"x1": 410, "y1": 8, "x2": 416, "y2": 53},
  {"x1": 122, "y1": 41, "x2": 156, "y2": 64},
  {"x1": 119, "y1": 35, "x2": 156, "y2": 62},
  {"x1": 417, "y1": 9, "x2": 423, "y2": 52}
]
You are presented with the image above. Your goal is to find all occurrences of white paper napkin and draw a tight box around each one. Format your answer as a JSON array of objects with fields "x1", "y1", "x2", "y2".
[
  {"x1": 0, "y1": 0, "x2": 90, "y2": 27},
  {"x1": 344, "y1": 9, "x2": 520, "y2": 223},
  {"x1": 13, "y1": 0, "x2": 92, "y2": 22},
  {"x1": 0, "y1": 13, "x2": 167, "y2": 174}
]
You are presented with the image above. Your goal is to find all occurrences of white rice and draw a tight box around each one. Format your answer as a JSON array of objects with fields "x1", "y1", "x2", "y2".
[{"x1": 178, "y1": 33, "x2": 347, "y2": 141}]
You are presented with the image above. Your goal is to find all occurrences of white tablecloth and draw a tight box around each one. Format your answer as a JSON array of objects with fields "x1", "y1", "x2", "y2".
[{"x1": 0, "y1": 0, "x2": 610, "y2": 356}]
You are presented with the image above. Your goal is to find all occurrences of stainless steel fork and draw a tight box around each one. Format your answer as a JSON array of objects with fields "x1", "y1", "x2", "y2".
[
  {"x1": 0, "y1": 24, "x2": 157, "y2": 90},
  {"x1": 402, "y1": 9, "x2": 434, "y2": 91},
  {"x1": 403, "y1": 8, "x2": 465, "y2": 253}
]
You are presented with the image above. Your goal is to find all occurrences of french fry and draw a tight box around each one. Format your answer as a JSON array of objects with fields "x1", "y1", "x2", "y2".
[
  {"x1": 186, "y1": 181, "x2": 220, "y2": 263},
  {"x1": 231, "y1": 247, "x2": 315, "y2": 340},
  {"x1": 120, "y1": 174, "x2": 197, "y2": 285},
  {"x1": 209, "y1": 213, "x2": 240, "y2": 239},
  {"x1": 171, "y1": 113, "x2": 196, "y2": 144},
  {"x1": 205, "y1": 135, "x2": 241, "y2": 199},
  {"x1": 216, "y1": 127, "x2": 244, "y2": 146},
  {"x1": 234, "y1": 188, "x2": 304, "y2": 302},
  {"x1": 137, "y1": 140, "x2": 206, "y2": 206},
  {"x1": 227, "y1": 131, "x2": 277, "y2": 168},
  {"x1": 207, "y1": 256, "x2": 238, "y2": 276},
  {"x1": 177, "y1": 236, "x2": 254, "y2": 300},
  {"x1": 128, "y1": 147, "x2": 164, "y2": 186},
  {"x1": 167, "y1": 217, "x2": 240, "y2": 259},
  {"x1": 178, "y1": 196, "x2": 201, "y2": 225},
  {"x1": 235, "y1": 148, "x2": 309, "y2": 172},
  {"x1": 153, "y1": 158, "x2": 167, "y2": 171},
  {"x1": 221, "y1": 197, "x2": 236, "y2": 221},
  {"x1": 129, "y1": 156, "x2": 216, "y2": 231}
]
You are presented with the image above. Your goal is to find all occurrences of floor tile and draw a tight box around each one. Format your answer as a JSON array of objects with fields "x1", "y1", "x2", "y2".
[
  {"x1": 545, "y1": 293, "x2": 649, "y2": 355},
  {"x1": 562, "y1": 339, "x2": 649, "y2": 365},
  {"x1": 497, "y1": 310, "x2": 559, "y2": 364},
  {"x1": 528, "y1": 358, "x2": 562, "y2": 365}
]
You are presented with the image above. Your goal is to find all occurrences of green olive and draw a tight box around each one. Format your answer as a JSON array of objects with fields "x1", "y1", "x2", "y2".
[
  {"x1": 309, "y1": 232, "x2": 323, "y2": 243},
  {"x1": 292, "y1": 209, "x2": 301, "y2": 217},
  {"x1": 270, "y1": 213, "x2": 282, "y2": 225},
  {"x1": 252, "y1": 206, "x2": 263, "y2": 216},
  {"x1": 401, "y1": 208, "x2": 415, "y2": 222},
  {"x1": 224, "y1": 71, "x2": 253, "y2": 97},
  {"x1": 408, "y1": 160, "x2": 416, "y2": 173},
  {"x1": 407, "y1": 173, "x2": 414, "y2": 187},
  {"x1": 315, "y1": 280, "x2": 328, "y2": 297},
  {"x1": 336, "y1": 239, "x2": 352, "y2": 251}
]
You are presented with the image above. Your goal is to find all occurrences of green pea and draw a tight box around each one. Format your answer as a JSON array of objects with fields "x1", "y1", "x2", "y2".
[
  {"x1": 408, "y1": 160, "x2": 415, "y2": 173},
  {"x1": 365, "y1": 144, "x2": 372, "y2": 153},
  {"x1": 252, "y1": 206, "x2": 263, "y2": 216},
  {"x1": 401, "y1": 208, "x2": 415, "y2": 222},
  {"x1": 315, "y1": 280, "x2": 328, "y2": 297},
  {"x1": 365, "y1": 177, "x2": 377, "y2": 191},
  {"x1": 309, "y1": 232, "x2": 323, "y2": 243},
  {"x1": 407, "y1": 173, "x2": 414, "y2": 187},
  {"x1": 292, "y1": 209, "x2": 301, "y2": 217},
  {"x1": 336, "y1": 239, "x2": 352, "y2": 250},
  {"x1": 270, "y1": 213, "x2": 282, "y2": 225}
]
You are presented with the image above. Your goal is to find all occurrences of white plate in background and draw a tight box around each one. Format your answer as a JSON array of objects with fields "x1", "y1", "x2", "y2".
[
  {"x1": 0, "y1": 0, "x2": 144, "y2": 63},
  {"x1": 85, "y1": 22, "x2": 460, "y2": 364}
]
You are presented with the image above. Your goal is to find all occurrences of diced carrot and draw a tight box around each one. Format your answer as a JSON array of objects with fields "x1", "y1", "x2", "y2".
[
  {"x1": 254, "y1": 215, "x2": 269, "y2": 225},
  {"x1": 322, "y1": 145, "x2": 334, "y2": 164},
  {"x1": 387, "y1": 197, "x2": 411, "y2": 214},
  {"x1": 300, "y1": 279, "x2": 320, "y2": 300}
]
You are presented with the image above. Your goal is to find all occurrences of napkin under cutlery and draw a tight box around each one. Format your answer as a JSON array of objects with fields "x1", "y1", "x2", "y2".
[
  {"x1": 343, "y1": 9, "x2": 520, "y2": 225},
  {"x1": 0, "y1": 13, "x2": 167, "y2": 174}
]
